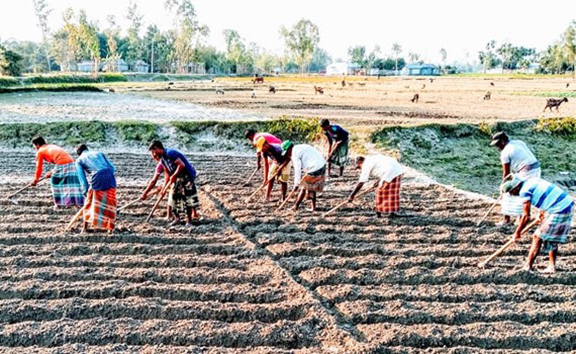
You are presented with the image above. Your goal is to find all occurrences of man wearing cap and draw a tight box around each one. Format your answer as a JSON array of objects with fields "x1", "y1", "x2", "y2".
[
  {"x1": 321, "y1": 119, "x2": 349, "y2": 178},
  {"x1": 281, "y1": 141, "x2": 326, "y2": 212},
  {"x1": 348, "y1": 154, "x2": 403, "y2": 218},
  {"x1": 491, "y1": 132, "x2": 541, "y2": 225},
  {"x1": 502, "y1": 176, "x2": 574, "y2": 273},
  {"x1": 256, "y1": 137, "x2": 290, "y2": 201},
  {"x1": 245, "y1": 129, "x2": 282, "y2": 172}
]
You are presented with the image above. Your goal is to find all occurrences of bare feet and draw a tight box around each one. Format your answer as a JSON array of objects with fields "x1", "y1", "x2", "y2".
[
  {"x1": 541, "y1": 265, "x2": 556, "y2": 274},
  {"x1": 521, "y1": 264, "x2": 532, "y2": 272}
]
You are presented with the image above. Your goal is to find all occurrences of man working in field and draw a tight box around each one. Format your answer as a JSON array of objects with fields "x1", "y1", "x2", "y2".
[
  {"x1": 321, "y1": 119, "x2": 349, "y2": 177},
  {"x1": 141, "y1": 141, "x2": 200, "y2": 227},
  {"x1": 255, "y1": 137, "x2": 290, "y2": 201},
  {"x1": 501, "y1": 176, "x2": 574, "y2": 273},
  {"x1": 75, "y1": 144, "x2": 117, "y2": 233},
  {"x1": 31, "y1": 136, "x2": 84, "y2": 209},
  {"x1": 281, "y1": 141, "x2": 326, "y2": 212},
  {"x1": 491, "y1": 132, "x2": 541, "y2": 226},
  {"x1": 348, "y1": 155, "x2": 403, "y2": 218},
  {"x1": 245, "y1": 129, "x2": 282, "y2": 174}
]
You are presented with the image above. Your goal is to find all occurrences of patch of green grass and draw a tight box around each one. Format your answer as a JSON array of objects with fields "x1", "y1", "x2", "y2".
[
  {"x1": 0, "y1": 121, "x2": 109, "y2": 148},
  {"x1": 371, "y1": 119, "x2": 576, "y2": 195},
  {"x1": 115, "y1": 121, "x2": 161, "y2": 143},
  {"x1": 21, "y1": 73, "x2": 127, "y2": 85},
  {"x1": 0, "y1": 76, "x2": 19, "y2": 87},
  {"x1": 0, "y1": 84, "x2": 103, "y2": 94},
  {"x1": 450, "y1": 73, "x2": 571, "y2": 79},
  {"x1": 513, "y1": 91, "x2": 576, "y2": 98}
]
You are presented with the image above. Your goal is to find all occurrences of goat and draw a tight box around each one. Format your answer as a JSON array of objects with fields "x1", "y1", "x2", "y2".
[
  {"x1": 269, "y1": 86, "x2": 276, "y2": 94},
  {"x1": 421, "y1": 84, "x2": 426, "y2": 89},
  {"x1": 483, "y1": 91, "x2": 491, "y2": 101},
  {"x1": 314, "y1": 86, "x2": 324, "y2": 95},
  {"x1": 411, "y1": 93, "x2": 419, "y2": 103},
  {"x1": 358, "y1": 82, "x2": 366, "y2": 87},
  {"x1": 215, "y1": 89, "x2": 225, "y2": 95},
  {"x1": 429, "y1": 78, "x2": 434, "y2": 83},
  {"x1": 168, "y1": 82, "x2": 174, "y2": 86},
  {"x1": 490, "y1": 82, "x2": 495, "y2": 87},
  {"x1": 566, "y1": 83, "x2": 570, "y2": 88},
  {"x1": 544, "y1": 97, "x2": 568, "y2": 112},
  {"x1": 341, "y1": 80, "x2": 346, "y2": 87},
  {"x1": 251, "y1": 90, "x2": 257, "y2": 99}
]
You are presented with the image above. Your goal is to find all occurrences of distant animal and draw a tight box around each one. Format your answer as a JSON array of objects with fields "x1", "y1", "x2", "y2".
[
  {"x1": 211, "y1": 79, "x2": 215, "y2": 83},
  {"x1": 404, "y1": 86, "x2": 410, "y2": 89},
  {"x1": 544, "y1": 97, "x2": 568, "y2": 112},
  {"x1": 411, "y1": 93, "x2": 420, "y2": 103},
  {"x1": 358, "y1": 82, "x2": 366, "y2": 87},
  {"x1": 348, "y1": 82, "x2": 354, "y2": 87},
  {"x1": 341, "y1": 80, "x2": 346, "y2": 87},
  {"x1": 252, "y1": 74, "x2": 264, "y2": 84},
  {"x1": 108, "y1": 88, "x2": 115, "y2": 93},
  {"x1": 314, "y1": 86, "x2": 324, "y2": 95},
  {"x1": 215, "y1": 89, "x2": 225, "y2": 95},
  {"x1": 364, "y1": 78, "x2": 368, "y2": 81},
  {"x1": 566, "y1": 83, "x2": 570, "y2": 88},
  {"x1": 168, "y1": 82, "x2": 174, "y2": 86},
  {"x1": 421, "y1": 84, "x2": 426, "y2": 89},
  {"x1": 483, "y1": 91, "x2": 491, "y2": 101},
  {"x1": 429, "y1": 78, "x2": 434, "y2": 83},
  {"x1": 251, "y1": 90, "x2": 257, "y2": 99},
  {"x1": 269, "y1": 86, "x2": 276, "y2": 94},
  {"x1": 490, "y1": 82, "x2": 495, "y2": 87}
]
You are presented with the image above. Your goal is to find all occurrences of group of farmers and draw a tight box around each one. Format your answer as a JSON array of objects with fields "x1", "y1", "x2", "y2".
[{"x1": 23, "y1": 120, "x2": 574, "y2": 273}]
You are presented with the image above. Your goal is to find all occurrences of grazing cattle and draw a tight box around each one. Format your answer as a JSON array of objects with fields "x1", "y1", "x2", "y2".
[
  {"x1": 252, "y1": 77, "x2": 264, "y2": 84},
  {"x1": 314, "y1": 86, "x2": 324, "y2": 95},
  {"x1": 490, "y1": 82, "x2": 495, "y2": 87},
  {"x1": 484, "y1": 91, "x2": 491, "y2": 101},
  {"x1": 215, "y1": 89, "x2": 225, "y2": 95},
  {"x1": 269, "y1": 86, "x2": 276, "y2": 94},
  {"x1": 411, "y1": 93, "x2": 419, "y2": 103},
  {"x1": 544, "y1": 97, "x2": 568, "y2": 112}
]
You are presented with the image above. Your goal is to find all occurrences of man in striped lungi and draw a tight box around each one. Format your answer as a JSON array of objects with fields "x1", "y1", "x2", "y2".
[
  {"x1": 75, "y1": 144, "x2": 117, "y2": 233},
  {"x1": 31, "y1": 136, "x2": 84, "y2": 209},
  {"x1": 348, "y1": 155, "x2": 403, "y2": 218},
  {"x1": 502, "y1": 176, "x2": 574, "y2": 273}
]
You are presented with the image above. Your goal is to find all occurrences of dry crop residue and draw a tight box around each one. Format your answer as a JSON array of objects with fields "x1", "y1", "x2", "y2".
[{"x1": 2, "y1": 152, "x2": 576, "y2": 353}]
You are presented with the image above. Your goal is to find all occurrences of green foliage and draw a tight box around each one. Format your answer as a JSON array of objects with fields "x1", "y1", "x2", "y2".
[
  {"x1": 115, "y1": 121, "x2": 160, "y2": 142},
  {"x1": 22, "y1": 73, "x2": 127, "y2": 84},
  {"x1": 280, "y1": 19, "x2": 320, "y2": 74},
  {"x1": 0, "y1": 77, "x2": 19, "y2": 87},
  {"x1": 0, "y1": 121, "x2": 108, "y2": 148},
  {"x1": 0, "y1": 44, "x2": 23, "y2": 76},
  {"x1": 536, "y1": 117, "x2": 576, "y2": 137},
  {"x1": 0, "y1": 84, "x2": 102, "y2": 94}
]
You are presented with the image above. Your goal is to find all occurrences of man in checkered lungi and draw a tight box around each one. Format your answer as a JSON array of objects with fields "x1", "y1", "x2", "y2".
[
  {"x1": 75, "y1": 144, "x2": 117, "y2": 233},
  {"x1": 502, "y1": 176, "x2": 574, "y2": 273},
  {"x1": 348, "y1": 155, "x2": 403, "y2": 218}
]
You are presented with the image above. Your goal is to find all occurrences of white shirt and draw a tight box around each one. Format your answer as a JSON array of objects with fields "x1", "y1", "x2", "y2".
[
  {"x1": 500, "y1": 140, "x2": 538, "y2": 173},
  {"x1": 359, "y1": 155, "x2": 402, "y2": 185},
  {"x1": 291, "y1": 144, "x2": 326, "y2": 185}
]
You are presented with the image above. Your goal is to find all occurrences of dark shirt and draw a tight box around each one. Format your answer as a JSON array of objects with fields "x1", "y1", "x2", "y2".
[
  {"x1": 159, "y1": 148, "x2": 197, "y2": 179},
  {"x1": 76, "y1": 151, "x2": 117, "y2": 192},
  {"x1": 263, "y1": 144, "x2": 285, "y2": 164},
  {"x1": 325, "y1": 124, "x2": 349, "y2": 144}
]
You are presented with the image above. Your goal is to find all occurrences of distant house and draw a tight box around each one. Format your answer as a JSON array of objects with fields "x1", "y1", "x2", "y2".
[
  {"x1": 326, "y1": 62, "x2": 360, "y2": 76},
  {"x1": 402, "y1": 64, "x2": 440, "y2": 76},
  {"x1": 133, "y1": 60, "x2": 150, "y2": 73},
  {"x1": 76, "y1": 61, "x2": 103, "y2": 73},
  {"x1": 180, "y1": 62, "x2": 206, "y2": 74},
  {"x1": 103, "y1": 59, "x2": 129, "y2": 72}
]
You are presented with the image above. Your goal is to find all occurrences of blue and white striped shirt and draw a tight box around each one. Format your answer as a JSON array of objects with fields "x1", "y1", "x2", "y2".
[{"x1": 520, "y1": 178, "x2": 574, "y2": 214}]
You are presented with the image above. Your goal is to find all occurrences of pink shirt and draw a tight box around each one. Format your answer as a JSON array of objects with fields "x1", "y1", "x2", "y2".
[{"x1": 253, "y1": 133, "x2": 281, "y2": 147}]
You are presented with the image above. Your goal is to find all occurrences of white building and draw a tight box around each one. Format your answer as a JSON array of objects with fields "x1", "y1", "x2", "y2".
[{"x1": 326, "y1": 62, "x2": 360, "y2": 76}]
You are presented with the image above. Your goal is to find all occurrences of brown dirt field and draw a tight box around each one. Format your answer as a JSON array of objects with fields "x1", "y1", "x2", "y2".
[
  {"x1": 1, "y1": 151, "x2": 575, "y2": 352},
  {"x1": 130, "y1": 76, "x2": 576, "y2": 127}
]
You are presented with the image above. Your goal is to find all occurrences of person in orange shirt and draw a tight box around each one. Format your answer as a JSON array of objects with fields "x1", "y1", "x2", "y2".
[{"x1": 31, "y1": 136, "x2": 85, "y2": 208}]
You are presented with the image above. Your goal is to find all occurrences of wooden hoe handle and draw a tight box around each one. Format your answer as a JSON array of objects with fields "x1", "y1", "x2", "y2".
[{"x1": 146, "y1": 182, "x2": 173, "y2": 222}]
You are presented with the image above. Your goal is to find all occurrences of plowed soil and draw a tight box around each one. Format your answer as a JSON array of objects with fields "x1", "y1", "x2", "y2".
[{"x1": 1, "y1": 152, "x2": 575, "y2": 353}]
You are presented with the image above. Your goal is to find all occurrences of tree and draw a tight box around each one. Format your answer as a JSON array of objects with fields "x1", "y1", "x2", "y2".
[
  {"x1": 440, "y1": 48, "x2": 447, "y2": 71},
  {"x1": 103, "y1": 15, "x2": 121, "y2": 72},
  {"x1": 32, "y1": 0, "x2": 52, "y2": 72},
  {"x1": 280, "y1": 19, "x2": 320, "y2": 74},
  {"x1": 564, "y1": 21, "x2": 576, "y2": 78},
  {"x1": 3, "y1": 40, "x2": 45, "y2": 73},
  {"x1": 165, "y1": 0, "x2": 209, "y2": 73},
  {"x1": 126, "y1": 1, "x2": 143, "y2": 67},
  {"x1": 391, "y1": 42, "x2": 402, "y2": 73},
  {"x1": 348, "y1": 45, "x2": 366, "y2": 68},
  {"x1": 309, "y1": 48, "x2": 331, "y2": 73},
  {"x1": 223, "y1": 29, "x2": 246, "y2": 73},
  {"x1": 0, "y1": 44, "x2": 23, "y2": 76},
  {"x1": 478, "y1": 40, "x2": 499, "y2": 73}
]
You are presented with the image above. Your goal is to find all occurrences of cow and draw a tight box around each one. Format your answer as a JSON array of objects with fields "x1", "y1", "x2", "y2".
[{"x1": 544, "y1": 97, "x2": 568, "y2": 112}]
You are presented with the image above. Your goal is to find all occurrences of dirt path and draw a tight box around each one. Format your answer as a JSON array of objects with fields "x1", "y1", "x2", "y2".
[{"x1": 1, "y1": 152, "x2": 574, "y2": 352}]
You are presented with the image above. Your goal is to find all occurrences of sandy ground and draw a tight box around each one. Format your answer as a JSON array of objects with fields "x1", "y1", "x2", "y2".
[
  {"x1": 0, "y1": 152, "x2": 575, "y2": 352},
  {"x1": 132, "y1": 76, "x2": 576, "y2": 128},
  {"x1": 0, "y1": 91, "x2": 264, "y2": 123}
]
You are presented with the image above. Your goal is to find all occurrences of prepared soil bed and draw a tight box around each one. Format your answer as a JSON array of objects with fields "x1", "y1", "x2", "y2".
[{"x1": 1, "y1": 152, "x2": 575, "y2": 353}]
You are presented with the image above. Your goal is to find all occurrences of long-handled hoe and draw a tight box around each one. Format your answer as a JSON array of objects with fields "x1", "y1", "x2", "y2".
[
  {"x1": 243, "y1": 168, "x2": 259, "y2": 186},
  {"x1": 146, "y1": 182, "x2": 173, "y2": 223},
  {"x1": 477, "y1": 218, "x2": 540, "y2": 269},
  {"x1": 6, "y1": 175, "x2": 48, "y2": 205},
  {"x1": 322, "y1": 186, "x2": 377, "y2": 218},
  {"x1": 117, "y1": 187, "x2": 161, "y2": 214},
  {"x1": 276, "y1": 174, "x2": 308, "y2": 212},
  {"x1": 245, "y1": 160, "x2": 289, "y2": 203}
]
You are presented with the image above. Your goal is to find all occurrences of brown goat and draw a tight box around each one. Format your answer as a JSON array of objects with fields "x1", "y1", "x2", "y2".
[
  {"x1": 544, "y1": 97, "x2": 568, "y2": 112},
  {"x1": 314, "y1": 86, "x2": 324, "y2": 95},
  {"x1": 269, "y1": 86, "x2": 276, "y2": 94},
  {"x1": 411, "y1": 93, "x2": 419, "y2": 103}
]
